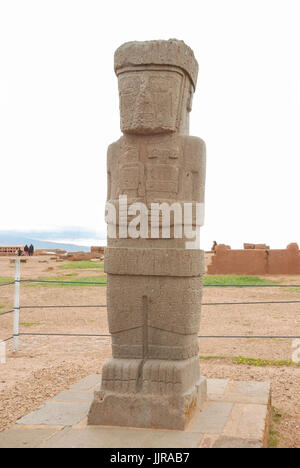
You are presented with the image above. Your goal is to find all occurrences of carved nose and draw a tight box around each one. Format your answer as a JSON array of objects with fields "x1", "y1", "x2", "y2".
[
  {"x1": 135, "y1": 90, "x2": 153, "y2": 119},
  {"x1": 137, "y1": 89, "x2": 151, "y2": 106}
]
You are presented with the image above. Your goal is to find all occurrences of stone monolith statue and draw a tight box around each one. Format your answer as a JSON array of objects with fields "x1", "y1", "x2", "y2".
[{"x1": 88, "y1": 39, "x2": 207, "y2": 430}]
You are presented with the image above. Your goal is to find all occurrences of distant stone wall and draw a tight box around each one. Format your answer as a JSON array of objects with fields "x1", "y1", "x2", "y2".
[
  {"x1": 64, "y1": 253, "x2": 100, "y2": 261},
  {"x1": 207, "y1": 243, "x2": 300, "y2": 275},
  {"x1": 244, "y1": 243, "x2": 270, "y2": 250},
  {"x1": 90, "y1": 246, "x2": 105, "y2": 255},
  {"x1": 34, "y1": 248, "x2": 105, "y2": 261},
  {"x1": 35, "y1": 249, "x2": 67, "y2": 256},
  {"x1": 0, "y1": 246, "x2": 24, "y2": 256},
  {"x1": 63, "y1": 247, "x2": 105, "y2": 261},
  {"x1": 268, "y1": 243, "x2": 300, "y2": 274}
]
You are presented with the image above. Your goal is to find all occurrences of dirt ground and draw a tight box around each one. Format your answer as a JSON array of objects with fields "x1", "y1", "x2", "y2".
[{"x1": 0, "y1": 256, "x2": 299, "y2": 448}]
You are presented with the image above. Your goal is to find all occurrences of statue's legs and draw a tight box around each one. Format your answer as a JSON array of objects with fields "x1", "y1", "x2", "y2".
[{"x1": 88, "y1": 274, "x2": 207, "y2": 429}]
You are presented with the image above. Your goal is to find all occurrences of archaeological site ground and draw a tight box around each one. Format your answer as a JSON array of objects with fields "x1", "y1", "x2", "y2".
[{"x1": 0, "y1": 256, "x2": 299, "y2": 448}]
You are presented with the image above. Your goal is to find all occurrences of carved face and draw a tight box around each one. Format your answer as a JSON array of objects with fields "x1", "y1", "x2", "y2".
[{"x1": 118, "y1": 69, "x2": 184, "y2": 134}]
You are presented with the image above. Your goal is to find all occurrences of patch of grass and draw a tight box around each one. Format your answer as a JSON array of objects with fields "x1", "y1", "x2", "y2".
[
  {"x1": 20, "y1": 322, "x2": 40, "y2": 327},
  {"x1": 24, "y1": 275, "x2": 107, "y2": 287},
  {"x1": 0, "y1": 276, "x2": 14, "y2": 284},
  {"x1": 59, "y1": 261, "x2": 104, "y2": 270},
  {"x1": 233, "y1": 356, "x2": 294, "y2": 367},
  {"x1": 286, "y1": 287, "x2": 300, "y2": 293},
  {"x1": 268, "y1": 427, "x2": 279, "y2": 448},
  {"x1": 200, "y1": 355, "x2": 228, "y2": 360},
  {"x1": 203, "y1": 275, "x2": 279, "y2": 286},
  {"x1": 58, "y1": 272, "x2": 78, "y2": 277},
  {"x1": 269, "y1": 407, "x2": 281, "y2": 448},
  {"x1": 272, "y1": 407, "x2": 282, "y2": 424},
  {"x1": 200, "y1": 355, "x2": 296, "y2": 367}
]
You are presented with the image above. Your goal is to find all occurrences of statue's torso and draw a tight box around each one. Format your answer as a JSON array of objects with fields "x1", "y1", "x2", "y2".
[{"x1": 107, "y1": 134, "x2": 206, "y2": 207}]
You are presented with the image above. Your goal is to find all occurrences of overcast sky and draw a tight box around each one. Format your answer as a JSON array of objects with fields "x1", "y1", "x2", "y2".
[{"x1": 0, "y1": 0, "x2": 299, "y2": 249}]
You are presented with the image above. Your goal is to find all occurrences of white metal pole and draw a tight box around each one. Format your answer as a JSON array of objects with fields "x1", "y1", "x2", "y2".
[{"x1": 13, "y1": 258, "x2": 21, "y2": 353}]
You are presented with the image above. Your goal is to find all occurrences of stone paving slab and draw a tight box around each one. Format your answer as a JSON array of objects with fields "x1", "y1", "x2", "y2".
[
  {"x1": 53, "y1": 390, "x2": 94, "y2": 403},
  {"x1": 207, "y1": 379, "x2": 229, "y2": 400},
  {"x1": 223, "y1": 381, "x2": 271, "y2": 406},
  {"x1": 42, "y1": 427, "x2": 204, "y2": 449},
  {"x1": 0, "y1": 377, "x2": 271, "y2": 448},
  {"x1": 198, "y1": 434, "x2": 263, "y2": 449},
  {"x1": 0, "y1": 428, "x2": 59, "y2": 449},
  {"x1": 212, "y1": 436, "x2": 263, "y2": 449},
  {"x1": 189, "y1": 402, "x2": 233, "y2": 434},
  {"x1": 17, "y1": 401, "x2": 91, "y2": 426},
  {"x1": 223, "y1": 403, "x2": 269, "y2": 442},
  {"x1": 69, "y1": 374, "x2": 102, "y2": 391}
]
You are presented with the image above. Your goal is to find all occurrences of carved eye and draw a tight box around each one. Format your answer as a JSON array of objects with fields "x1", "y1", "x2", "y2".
[
  {"x1": 121, "y1": 88, "x2": 134, "y2": 95},
  {"x1": 149, "y1": 77, "x2": 169, "y2": 92},
  {"x1": 119, "y1": 76, "x2": 140, "y2": 95},
  {"x1": 120, "y1": 95, "x2": 135, "y2": 109}
]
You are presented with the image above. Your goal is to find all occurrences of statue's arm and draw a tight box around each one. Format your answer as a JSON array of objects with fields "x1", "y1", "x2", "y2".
[
  {"x1": 107, "y1": 141, "x2": 121, "y2": 202},
  {"x1": 184, "y1": 136, "x2": 206, "y2": 203},
  {"x1": 107, "y1": 144, "x2": 113, "y2": 202}
]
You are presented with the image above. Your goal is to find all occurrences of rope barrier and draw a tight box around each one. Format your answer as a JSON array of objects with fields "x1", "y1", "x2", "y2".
[
  {"x1": 20, "y1": 333, "x2": 111, "y2": 338},
  {"x1": 21, "y1": 305, "x2": 107, "y2": 309},
  {"x1": 4, "y1": 271, "x2": 299, "y2": 347},
  {"x1": 18, "y1": 300, "x2": 300, "y2": 309},
  {"x1": 19, "y1": 279, "x2": 300, "y2": 287},
  {"x1": 20, "y1": 279, "x2": 107, "y2": 285},
  {"x1": 198, "y1": 335, "x2": 300, "y2": 339},
  {"x1": 18, "y1": 333, "x2": 300, "y2": 339},
  {"x1": 203, "y1": 300, "x2": 300, "y2": 305},
  {"x1": 0, "y1": 309, "x2": 14, "y2": 317},
  {"x1": 1, "y1": 336, "x2": 13, "y2": 342},
  {"x1": 204, "y1": 284, "x2": 300, "y2": 288}
]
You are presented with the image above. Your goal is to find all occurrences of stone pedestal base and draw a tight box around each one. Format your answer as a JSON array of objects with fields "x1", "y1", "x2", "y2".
[
  {"x1": 88, "y1": 356, "x2": 207, "y2": 430},
  {"x1": 2, "y1": 375, "x2": 271, "y2": 448},
  {"x1": 88, "y1": 377, "x2": 207, "y2": 430}
]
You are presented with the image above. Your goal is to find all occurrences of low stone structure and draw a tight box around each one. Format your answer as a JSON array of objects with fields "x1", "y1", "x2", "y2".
[
  {"x1": 0, "y1": 246, "x2": 24, "y2": 256},
  {"x1": 207, "y1": 243, "x2": 300, "y2": 275},
  {"x1": 268, "y1": 243, "x2": 300, "y2": 274},
  {"x1": 63, "y1": 252, "x2": 101, "y2": 261},
  {"x1": 90, "y1": 246, "x2": 104, "y2": 256},
  {"x1": 244, "y1": 243, "x2": 270, "y2": 250},
  {"x1": 35, "y1": 249, "x2": 67, "y2": 256}
]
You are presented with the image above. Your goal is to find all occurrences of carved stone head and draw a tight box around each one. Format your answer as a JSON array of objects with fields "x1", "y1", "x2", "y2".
[{"x1": 114, "y1": 40, "x2": 198, "y2": 135}]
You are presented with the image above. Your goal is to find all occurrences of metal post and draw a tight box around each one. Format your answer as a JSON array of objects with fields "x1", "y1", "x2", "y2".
[{"x1": 13, "y1": 258, "x2": 21, "y2": 353}]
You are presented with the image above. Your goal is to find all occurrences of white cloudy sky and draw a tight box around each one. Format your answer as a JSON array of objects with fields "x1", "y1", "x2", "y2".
[{"x1": 0, "y1": 0, "x2": 299, "y2": 249}]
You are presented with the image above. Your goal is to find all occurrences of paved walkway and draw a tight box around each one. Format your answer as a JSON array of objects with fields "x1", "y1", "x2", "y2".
[{"x1": 0, "y1": 375, "x2": 271, "y2": 448}]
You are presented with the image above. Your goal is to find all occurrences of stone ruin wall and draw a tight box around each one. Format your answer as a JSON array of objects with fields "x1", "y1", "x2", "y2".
[
  {"x1": 207, "y1": 243, "x2": 300, "y2": 275},
  {"x1": 0, "y1": 246, "x2": 24, "y2": 257}
]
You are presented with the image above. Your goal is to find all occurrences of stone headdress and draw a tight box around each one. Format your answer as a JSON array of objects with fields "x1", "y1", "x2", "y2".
[{"x1": 114, "y1": 39, "x2": 199, "y2": 90}]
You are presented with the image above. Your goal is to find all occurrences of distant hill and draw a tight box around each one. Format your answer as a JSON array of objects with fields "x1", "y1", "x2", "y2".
[{"x1": 0, "y1": 229, "x2": 106, "y2": 252}]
